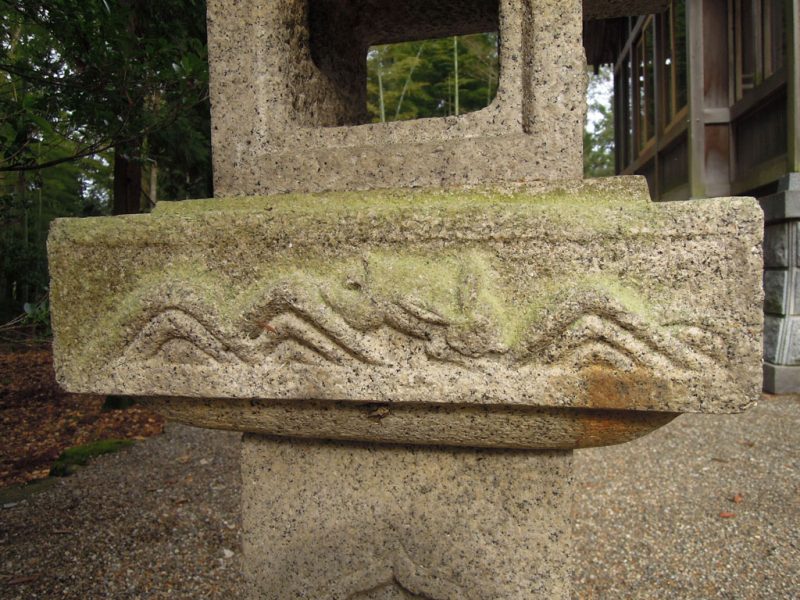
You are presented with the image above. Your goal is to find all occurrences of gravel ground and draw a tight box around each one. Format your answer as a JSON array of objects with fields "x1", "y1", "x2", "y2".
[
  {"x1": 1, "y1": 397, "x2": 798, "y2": 599},
  {"x1": 573, "y1": 395, "x2": 800, "y2": 600},
  {"x1": 0, "y1": 425, "x2": 242, "y2": 599}
]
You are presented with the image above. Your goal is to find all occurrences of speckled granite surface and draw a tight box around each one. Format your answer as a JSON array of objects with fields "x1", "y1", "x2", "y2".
[
  {"x1": 48, "y1": 179, "x2": 763, "y2": 427},
  {"x1": 206, "y1": 0, "x2": 586, "y2": 194},
  {"x1": 206, "y1": 0, "x2": 670, "y2": 196},
  {"x1": 242, "y1": 436, "x2": 573, "y2": 599}
]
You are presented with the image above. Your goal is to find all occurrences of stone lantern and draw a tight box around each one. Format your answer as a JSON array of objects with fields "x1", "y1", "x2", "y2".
[{"x1": 48, "y1": 0, "x2": 763, "y2": 597}]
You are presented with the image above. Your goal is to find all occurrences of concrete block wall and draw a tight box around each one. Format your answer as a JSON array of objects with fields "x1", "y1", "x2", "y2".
[{"x1": 761, "y1": 173, "x2": 800, "y2": 393}]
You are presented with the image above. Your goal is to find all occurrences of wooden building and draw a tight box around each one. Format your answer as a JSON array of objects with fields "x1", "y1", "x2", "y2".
[
  {"x1": 585, "y1": 0, "x2": 800, "y2": 391},
  {"x1": 586, "y1": 0, "x2": 798, "y2": 200}
]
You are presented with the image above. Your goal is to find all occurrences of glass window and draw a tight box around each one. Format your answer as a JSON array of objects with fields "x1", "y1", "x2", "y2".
[
  {"x1": 740, "y1": 0, "x2": 758, "y2": 94},
  {"x1": 663, "y1": 1, "x2": 687, "y2": 125},
  {"x1": 673, "y1": 1, "x2": 687, "y2": 111},
  {"x1": 663, "y1": 4, "x2": 674, "y2": 120},
  {"x1": 634, "y1": 17, "x2": 656, "y2": 150},
  {"x1": 732, "y1": 0, "x2": 787, "y2": 101},
  {"x1": 764, "y1": 0, "x2": 787, "y2": 76}
]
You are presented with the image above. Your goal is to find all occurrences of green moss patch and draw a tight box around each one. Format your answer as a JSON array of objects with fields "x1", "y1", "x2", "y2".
[{"x1": 49, "y1": 439, "x2": 135, "y2": 477}]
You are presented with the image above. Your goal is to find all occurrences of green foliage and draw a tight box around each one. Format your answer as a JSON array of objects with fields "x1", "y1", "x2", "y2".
[
  {"x1": 1, "y1": 0, "x2": 210, "y2": 177},
  {"x1": 0, "y1": 0, "x2": 212, "y2": 320},
  {"x1": 22, "y1": 294, "x2": 49, "y2": 333},
  {"x1": 367, "y1": 33, "x2": 499, "y2": 122},
  {"x1": 49, "y1": 438, "x2": 134, "y2": 477},
  {"x1": 583, "y1": 66, "x2": 615, "y2": 178},
  {"x1": 0, "y1": 151, "x2": 111, "y2": 320}
]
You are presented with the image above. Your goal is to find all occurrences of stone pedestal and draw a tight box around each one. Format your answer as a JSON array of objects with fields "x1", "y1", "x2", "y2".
[
  {"x1": 48, "y1": 180, "x2": 763, "y2": 599},
  {"x1": 242, "y1": 435, "x2": 573, "y2": 600}
]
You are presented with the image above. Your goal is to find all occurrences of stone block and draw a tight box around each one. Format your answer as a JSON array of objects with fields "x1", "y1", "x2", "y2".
[
  {"x1": 763, "y1": 223, "x2": 789, "y2": 267},
  {"x1": 763, "y1": 362, "x2": 800, "y2": 394},
  {"x1": 760, "y1": 190, "x2": 800, "y2": 223},
  {"x1": 763, "y1": 315, "x2": 783, "y2": 363},
  {"x1": 795, "y1": 223, "x2": 800, "y2": 266},
  {"x1": 778, "y1": 172, "x2": 800, "y2": 192},
  {"x1": 206, "y1": 0, "x2": 589, "y2": 195},
  {"x1": 48, "y1": 178, "x2": 764, "y2": 448},
  {"x1": 793, "y1": 270, "x2": 800, "y2": 315},
  {"x1": 763, "y1": 270, "x2": 788, "y2": 315},
  {"x1": 205, "y1": 0, "x2": 668, "y2": 196},
  {"x1": 785, "y1": 318, "x2": 800, "y2": 365},
  {"x1": 242, "y1": 435, "x2": 573, "y2": 599}
]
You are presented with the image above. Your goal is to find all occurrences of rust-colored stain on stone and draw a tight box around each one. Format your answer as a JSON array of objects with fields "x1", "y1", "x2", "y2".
[
  {"x1": 582, "y1": 365, "x2": 669, "y2": 410},
  {"x1": 574, "y1": 409, "x2": 677, "y2": 448}
]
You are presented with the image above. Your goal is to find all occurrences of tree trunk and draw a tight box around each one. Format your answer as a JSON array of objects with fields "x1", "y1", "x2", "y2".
[
  {"x1": 148, "y1": 161, "x2": 158, "y2": 208},
  {"x1": 113, "y1": 0, "x2": 143, "y2": 215},
  {"x1": 16, "y1": 171, "x2": 29, "y2": 305},
  {"x1": 453, "y1": 36, "x2": 459, "y2": 116},
  {"x1": 113, "y1": 143, "x2": 142, "y2": 215}
]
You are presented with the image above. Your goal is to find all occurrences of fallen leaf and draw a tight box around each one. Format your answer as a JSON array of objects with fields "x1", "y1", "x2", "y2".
[
  {"x1": 0, "y1": 345, "x2": 164, "y2": 488},
  {"x1": 7, "y1": 574, "x2": 40, "y2": 585},
  {"x1": 732, "y1": 493, "x2": 744, "y2": 504},
  {"x1": 719, "y1": 511, "x2": 736, "y2": 519}
]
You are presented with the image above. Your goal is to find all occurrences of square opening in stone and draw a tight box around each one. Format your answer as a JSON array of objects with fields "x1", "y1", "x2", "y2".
[
  {"x1": 308, "y1": 0, "x2": 499, "y2": 126},
  {"x1": 366, "y1": 33, "x2": 499, "y2": 123}
]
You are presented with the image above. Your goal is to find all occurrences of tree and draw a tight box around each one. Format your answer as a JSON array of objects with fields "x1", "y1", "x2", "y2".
[
  {"x1": 0, "y1": 0, "x2": 212, "y2": 212},
  {"x1": 583, "y1": 66, "x2": 615, "y2": 178},
  {"x1": 367, "y1": 33, "x2": 499, "y2": 123},
  {"x1": 0, "y1": 0, "x2": 212, "y2": 320}
]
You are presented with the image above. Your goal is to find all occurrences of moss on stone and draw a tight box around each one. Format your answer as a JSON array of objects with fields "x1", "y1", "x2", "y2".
[
  {"x1": 47, "y1": 180, "x2": 761, "y2": 391},
  {"x1": 143, "y1": 179, "x2": 656, "y2": 240},
  {"x1": 73, "y1": 248, "x2": 661, "y2": 373}
]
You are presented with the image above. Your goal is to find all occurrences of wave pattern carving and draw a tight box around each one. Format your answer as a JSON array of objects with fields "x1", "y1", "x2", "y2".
[
  {"x1": 111, "y1": 248, "x2": 732, "y2": 403},
  {"x1": 113, "y1": 251, "x2": 732, "y2": 387}
]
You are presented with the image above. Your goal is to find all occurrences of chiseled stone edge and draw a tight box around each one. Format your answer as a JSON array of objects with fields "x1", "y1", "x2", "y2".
[{"x1": 139, "y1": 396, "x2": 678, "y2": 450}]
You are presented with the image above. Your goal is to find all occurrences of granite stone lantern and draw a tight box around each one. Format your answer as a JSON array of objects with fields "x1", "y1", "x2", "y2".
[{"x1": 48, "y1": 0, "x2": 763, "y2": 598}]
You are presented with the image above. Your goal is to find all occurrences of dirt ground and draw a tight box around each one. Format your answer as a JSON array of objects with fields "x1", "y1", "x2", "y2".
[{"x1": 0, "y1": 344, "x2": 164, "y2": 488}]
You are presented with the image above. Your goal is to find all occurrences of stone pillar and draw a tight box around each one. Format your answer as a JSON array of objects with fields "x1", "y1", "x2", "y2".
[
  {"x1": 761, "y1": 173, "x2": 800, "y2": 392},
  {"x1": 242, "y1": 436, "x2": 573, "y2": 600}
]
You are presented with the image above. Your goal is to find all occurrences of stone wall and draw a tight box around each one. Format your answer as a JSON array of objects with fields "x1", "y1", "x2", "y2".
[{"x1": 761, "y1": 174, "x2": 800, "y2": 392}]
